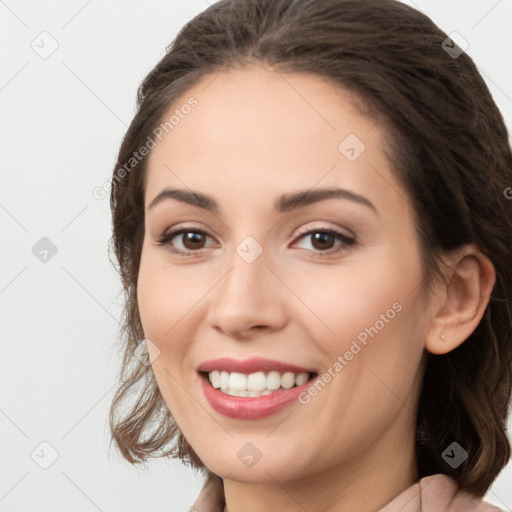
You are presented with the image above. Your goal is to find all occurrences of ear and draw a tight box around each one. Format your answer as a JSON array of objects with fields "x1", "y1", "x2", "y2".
[{"x1": 424, "y1": 244, "x2": 496, "y2": 355}]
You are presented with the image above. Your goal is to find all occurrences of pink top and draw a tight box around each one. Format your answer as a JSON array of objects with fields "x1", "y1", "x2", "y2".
[{"x1": 189, "y1": 473, "x2": 504, "y2": 512}]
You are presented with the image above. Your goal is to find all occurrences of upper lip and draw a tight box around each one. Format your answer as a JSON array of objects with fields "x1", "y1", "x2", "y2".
[{"x1": 197, "y1": 357, "x2": 317, "y2": 375}]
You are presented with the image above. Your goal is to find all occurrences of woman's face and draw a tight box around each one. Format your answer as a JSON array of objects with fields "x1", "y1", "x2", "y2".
[{"x1": 138, "y1": 65, "x2": 434, "y2": 485}]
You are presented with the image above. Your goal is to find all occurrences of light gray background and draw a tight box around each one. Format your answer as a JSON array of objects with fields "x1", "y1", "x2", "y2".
[{"x1": 1, "y1": 1, "x2": 511, "y2": 511}]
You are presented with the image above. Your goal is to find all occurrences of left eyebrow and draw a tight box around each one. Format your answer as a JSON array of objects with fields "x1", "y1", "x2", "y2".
[
  {"x1": 147, "y1": 186, "x2": 378, "y2": 216},
  {"x1": 274, "y1": 187, "x2": 378, "y2": 215}
]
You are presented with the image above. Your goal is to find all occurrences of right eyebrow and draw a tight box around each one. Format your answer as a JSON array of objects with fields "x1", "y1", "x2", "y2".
[{"x1": 148, "y1": 188, "x2": 219, "y2": 213}]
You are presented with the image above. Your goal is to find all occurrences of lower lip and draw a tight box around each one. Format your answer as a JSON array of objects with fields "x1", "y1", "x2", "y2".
[{"x1": 199, "y1": 372, "x2": 318, "y2": 419}]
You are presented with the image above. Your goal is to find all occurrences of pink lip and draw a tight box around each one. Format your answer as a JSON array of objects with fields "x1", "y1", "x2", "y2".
[
  {"x1": 196, "y1": 357, "x2": 316, "y2": 374},
  {"x1": 198, "y1": 372, "x2": 318, "y2": 419}
]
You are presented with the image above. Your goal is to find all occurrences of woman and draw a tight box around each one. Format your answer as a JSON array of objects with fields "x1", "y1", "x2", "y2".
[{"x1": 108, "y1": 0, "x2": 512, "y2": 510}]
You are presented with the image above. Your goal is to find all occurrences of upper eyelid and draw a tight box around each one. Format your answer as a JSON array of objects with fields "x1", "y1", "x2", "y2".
[
  {"x1": 294, "y1": 223, "x2": 355, "y2": 239},
  {"x1": 160, "y1": 223, "x2": 355, "y2": 248},
  {"x1": 162, "y1": 222, "x2": 353, "y2": 237}
]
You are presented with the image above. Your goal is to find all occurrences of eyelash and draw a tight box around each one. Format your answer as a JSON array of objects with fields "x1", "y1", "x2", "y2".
[{"x1": 155, "y1": 224, "x2": 356, "y2": 258}]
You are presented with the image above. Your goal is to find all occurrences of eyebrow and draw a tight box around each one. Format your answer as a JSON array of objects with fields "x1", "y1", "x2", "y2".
[{"x1": 147, "y1": 187, "x2": 378, "y2": 215}]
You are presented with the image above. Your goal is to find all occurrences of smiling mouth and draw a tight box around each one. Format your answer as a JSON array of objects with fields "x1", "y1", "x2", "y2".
[{"x1": 199, "y1": 370, "x2": 318, "y2": 397}]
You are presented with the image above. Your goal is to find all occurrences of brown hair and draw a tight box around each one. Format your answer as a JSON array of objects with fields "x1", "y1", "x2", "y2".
[{"x1": 108, "y1": 0, "x2": 512, "y2": 496}]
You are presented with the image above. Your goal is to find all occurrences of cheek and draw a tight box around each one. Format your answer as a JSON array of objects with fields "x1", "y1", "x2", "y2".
[
  {"x1": 291, "y1": 275, "x2": 425, "y2": 460},
  {"x1": 289, "y1": 246, "x2": 426, "y2": 400},
  {"x1": 136, "y1": 247, "x2": 215, "y2": 398},
  {"x1": 136, "y1": 254, "x2": 202, "y2": 424},
  {"x1": 137, "y1": 248, "x2": 201, "y2": 342},
  {"x1": 287, "y1": 251, "x2": 421, "y2": 347}
]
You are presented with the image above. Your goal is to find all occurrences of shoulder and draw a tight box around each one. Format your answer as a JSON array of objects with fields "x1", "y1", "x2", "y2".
[
  {"x1": 379, "y1": 474, "x2": 504, "y2": 512},
  {"x1": 190, "y1": 472, "x2": 505, "y2": 512}
]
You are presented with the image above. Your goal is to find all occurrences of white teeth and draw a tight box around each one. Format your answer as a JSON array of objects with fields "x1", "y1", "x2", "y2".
[
  {"x1": 247, "y1": 371, "x2": 266, "y2": 391},
  {"x1": 248, "y1": 390, "x2": 269, "y2": 397},
  {"x1": 228, "y1": 372, "x2": 247, "y2": 391},
  {"x1": 207, "y1": 369, "x2": 312, "y2": 396},
  {"x1": 210, "y1": 370, "x2": 220, "y2": 388},
  {"x1": 266, "y1": 371, "x2": 281, "y2": 390},
  {"x1": 281, "y1": 372, "x2": 296, "y2": 389},
  {"x1": 220, "y1": 371, "x2": 229, "y2": 389},
  {"x1": 295, "y1": 372, "x2": 309, "y2": 386}
]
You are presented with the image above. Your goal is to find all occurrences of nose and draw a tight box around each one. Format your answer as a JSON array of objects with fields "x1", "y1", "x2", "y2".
[{"x1": 205, "y1": 246, "x2": 288, "y2": 339}]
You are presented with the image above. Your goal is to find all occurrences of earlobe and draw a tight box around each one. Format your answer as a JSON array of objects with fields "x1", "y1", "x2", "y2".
[{"x1": 424, "y1": 246, "x2": 496, "y2": 356}]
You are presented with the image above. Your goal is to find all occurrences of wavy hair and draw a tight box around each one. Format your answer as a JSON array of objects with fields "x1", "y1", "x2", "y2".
[{"x1": 108, "y1": 0, "x2": 512, "y2": 496}]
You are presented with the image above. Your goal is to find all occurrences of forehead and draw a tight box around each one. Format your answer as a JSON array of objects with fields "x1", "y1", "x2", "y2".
[{"x1": 144, "y1": 65, "x2": 408, "y2": 220}]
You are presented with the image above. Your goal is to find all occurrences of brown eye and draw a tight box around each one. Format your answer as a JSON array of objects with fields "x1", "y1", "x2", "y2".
[
  {"x1": 310, "y1": 232, "x2": 336, "y2": 251},
  {"x1": 181, "y1": 231, "x2": 207, "y2": 250},
  {"x1": 156, "y1": 228, "x2": 216, "y2": 256},
  {"x1": 295, "y1": 228, "x2": 355, "y2": 254}
]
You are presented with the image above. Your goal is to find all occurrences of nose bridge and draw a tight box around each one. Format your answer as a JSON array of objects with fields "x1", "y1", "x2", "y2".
[{"x1": 206, "y1": 237, "x2": 286, "y2": 336}]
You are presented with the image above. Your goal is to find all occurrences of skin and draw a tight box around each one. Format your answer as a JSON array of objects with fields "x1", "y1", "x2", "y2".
[{"x1": 137, "y1": 64, "x2": 495, "y2": 512}]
